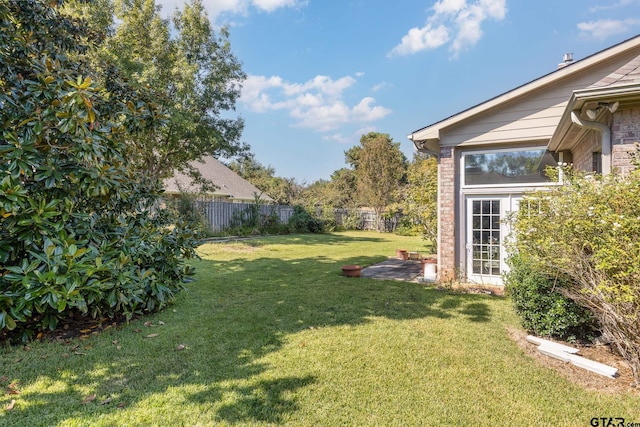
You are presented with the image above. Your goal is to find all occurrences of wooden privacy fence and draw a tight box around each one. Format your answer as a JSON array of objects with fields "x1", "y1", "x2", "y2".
[
  {"x1": 328, "y1": 208, "x2": 401, "y2": 232},
  {"x1": 197, "y1": 201, "x2": 294, "y2": 232},
  {"x1": 194, "y1": 201, "x2": 401, "y2": 233}
]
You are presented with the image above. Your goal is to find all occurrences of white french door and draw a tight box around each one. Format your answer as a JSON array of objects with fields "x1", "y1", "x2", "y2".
[{"x1": 465, "y1": 195, "x2": 520, "y2": 285}]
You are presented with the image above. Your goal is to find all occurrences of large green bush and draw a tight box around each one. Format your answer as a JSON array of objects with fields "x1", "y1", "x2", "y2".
[
  {"x1": 287, "y1": 206, "x2": 324, "y2": 233},
  {"x1": 0, "y1": 0, "x2": 199, "y2": 338},
  {"x1": 509, "y1": 165, "x2": 640, "y2": 383},
  {"x1": 504, "y1": 254, "x2": 596, "y2": 341}
]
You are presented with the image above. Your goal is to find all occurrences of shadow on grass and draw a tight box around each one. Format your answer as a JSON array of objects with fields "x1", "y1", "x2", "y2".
[{"x1": 0, "y1": 248, "x2": 493, "y2": 426}]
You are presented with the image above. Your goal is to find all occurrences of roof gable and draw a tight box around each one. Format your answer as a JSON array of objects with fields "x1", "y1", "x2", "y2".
[{"x1": 409, "y1": 35, "x2": 640, "y2": 150}]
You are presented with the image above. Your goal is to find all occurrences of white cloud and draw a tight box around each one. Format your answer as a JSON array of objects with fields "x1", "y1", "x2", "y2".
[
  {"x1": 322, "y1": 133, "x2": 351, "y2": 144},
  {"x1": 389, "y1": 0, "x2": 507, "y2": 57},
  {"x1": 577, "y1": 18, "x2": 640, "y2": 40},
  {"x1": 433, "y1": 0, "x2": 467, "y2": 15},
  {"x1": 155, "y1": 0, "x2": 303, "y2": 20},
  {"x1": 389, "y1": 25, "x2": 450, "y2": 56},
  {"x1": 252, "y1": 0, "x2": 302, "y2": 12},
  {"x1": 322, "y1": 126, "x2": 377, "y2": 145},
  {"x1": 240, "y1": 74, "x2": 391, "y2": 131},
  {"x1": 589, "y1": 0, "x2": 639, "y2": 12},
  {"x1": 372, "y1": 81, "x2": 392, "y2": 92}
]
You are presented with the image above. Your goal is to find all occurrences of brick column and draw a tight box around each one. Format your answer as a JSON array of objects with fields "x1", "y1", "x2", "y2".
[
  {"x1": 612, "y1": 107, "x2": 640, "y2": 176},
  {"x1": 437, "y1": 146, "x2": 456, "y2": 282}
]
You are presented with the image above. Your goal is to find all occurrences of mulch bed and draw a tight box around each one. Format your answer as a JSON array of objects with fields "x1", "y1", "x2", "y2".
[
  {"x1": 0, "y1": 311, "x2": 133, "y2": 344},
  {"x1": 507, "y1": 326, "x2": 639, "y2": 394}
]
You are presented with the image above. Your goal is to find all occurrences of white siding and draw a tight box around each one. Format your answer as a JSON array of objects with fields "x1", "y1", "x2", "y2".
[{"x1": 437, "y1": 51, "x2": 640, "y2": 148}]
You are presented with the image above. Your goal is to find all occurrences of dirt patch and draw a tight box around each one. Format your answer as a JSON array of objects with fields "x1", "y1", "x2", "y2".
[
  {"x1": 507, "y1": 326, "x2": 639, "y2": 394},
  {"x1": 198, "y1": 243, "x2": 260, "y2": 255},
  {"x1": 0, "y1": 311, "x2": 132, "y2": 344}
]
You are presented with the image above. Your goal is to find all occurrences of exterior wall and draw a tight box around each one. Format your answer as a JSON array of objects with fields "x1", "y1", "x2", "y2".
[
  {"x1": 612, "y1": 106, "x2": 640, "y2": 175},
  {"x1": 415, "y1": 41, "x2": 640, "y2": 287},
  {"x1": 571, "y1": 106, "x2": 640, "y2": 175},
  {"x1": 572, "y1": 131, "x2": 600, "y2": 172},
  {"x1": 436, "y1": 51, "x2": 640, "y2": 149},
  {"x1": 437, "y1": 146, "x2": 457, "y2": 282}
]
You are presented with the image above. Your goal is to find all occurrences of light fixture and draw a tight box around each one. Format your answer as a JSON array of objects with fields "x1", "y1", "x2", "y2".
[
  {"x1": 585, "y1": 108, "x2": 598, "y2": 120},
  {"x1": 585, "y1": 101, "x2": 619, "y2": 120}
]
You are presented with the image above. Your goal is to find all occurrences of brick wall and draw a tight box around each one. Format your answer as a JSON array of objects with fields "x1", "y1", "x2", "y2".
[
  {"x1": 570, "y1": 106, "x2": 639, "y2": 175},
  {"x1": 437, "y1": 146, "x2": 456, "y2": 281},
  {"x1": 572, "y1": 131, "x2": 600, "y2": 172},
  {"x1": 612, "y1": 106, "x2": 640, "y2": 175}
]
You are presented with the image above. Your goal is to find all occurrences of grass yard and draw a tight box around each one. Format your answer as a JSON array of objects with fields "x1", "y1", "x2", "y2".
[{"x1": 1, "y1": 231, "x2": 639, "y2": 426}]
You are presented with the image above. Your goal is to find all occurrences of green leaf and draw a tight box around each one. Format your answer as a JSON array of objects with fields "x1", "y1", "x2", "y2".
[
  {"x1": 0, "y1": 312, "x2": 17, "y2": 331},
  {"x1": 45, "y1": 243, "x2": 55, "y2": 257}
]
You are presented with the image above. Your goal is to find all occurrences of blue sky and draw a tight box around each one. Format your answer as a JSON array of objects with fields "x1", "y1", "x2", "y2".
[{"x1": 155, "y1": 0, "x2": 640, "y2": 183}]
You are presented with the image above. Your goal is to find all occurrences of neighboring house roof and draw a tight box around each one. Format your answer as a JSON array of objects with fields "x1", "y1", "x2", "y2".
[
  {"x1": 409, "y1": 35, "x2": 640, "y2": 153},
  {"x1": 163, "y1": 156, "x2": 273, "y2": 202}
]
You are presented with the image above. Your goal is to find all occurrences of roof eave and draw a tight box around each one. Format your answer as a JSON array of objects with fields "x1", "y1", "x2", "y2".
[{"x1": 549, "y1": 82, "x2": 640, "y2": 152}]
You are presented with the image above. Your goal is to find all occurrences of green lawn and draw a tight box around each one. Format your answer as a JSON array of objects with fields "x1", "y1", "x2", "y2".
[{"x1": 1, "y1": 231, "x2": 639, "y2": 426}]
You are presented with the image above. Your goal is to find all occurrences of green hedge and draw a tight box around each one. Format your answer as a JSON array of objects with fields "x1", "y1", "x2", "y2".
[{"x1": 505, "y1": 254, "x2": 597, "y2": 342}]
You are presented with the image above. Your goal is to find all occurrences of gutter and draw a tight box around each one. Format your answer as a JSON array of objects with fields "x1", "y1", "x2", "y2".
[
  {"x1": 570, "y1": 110, "x2": 611, "y2": 175},
  {"x1": 408, "y1": 135, "x2": 441, "y2": 158}
]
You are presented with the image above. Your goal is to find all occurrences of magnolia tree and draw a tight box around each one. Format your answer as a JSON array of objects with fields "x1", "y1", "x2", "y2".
[
  {"x1": 0, "y1": 0, "x2": 199, "y2": 338},
  {"x1": 509, "y1": 165, "x2": 640, "y2": 383}
]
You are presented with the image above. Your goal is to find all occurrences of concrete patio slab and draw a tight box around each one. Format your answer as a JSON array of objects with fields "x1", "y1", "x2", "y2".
[{"x1": 360, "y1": 258, "x2": 422, "y2": 282}]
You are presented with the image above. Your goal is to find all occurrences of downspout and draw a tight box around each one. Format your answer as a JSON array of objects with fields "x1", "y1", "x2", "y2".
[{"x1": 570, "y1": 110, "x2": 611, "y2": 175}]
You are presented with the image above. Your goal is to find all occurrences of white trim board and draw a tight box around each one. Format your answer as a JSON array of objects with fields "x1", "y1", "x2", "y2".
[{"x1": 526, "y1": 335, "x2": 618, "y2": 379}]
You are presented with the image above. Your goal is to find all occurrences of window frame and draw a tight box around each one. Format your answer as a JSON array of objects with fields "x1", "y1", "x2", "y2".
[{"x1": 461, "y1": 146, "x2": 560, "y2": 188}]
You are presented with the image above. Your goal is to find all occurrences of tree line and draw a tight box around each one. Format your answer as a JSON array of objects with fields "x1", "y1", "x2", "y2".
[{"x1": 228, "y1": 132, "x2": 437, "y2": 241}]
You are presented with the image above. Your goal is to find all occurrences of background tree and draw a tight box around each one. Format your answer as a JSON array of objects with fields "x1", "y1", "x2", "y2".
[
  {"x1": 297, "y1": 168, "x2": 357, "y2": 210},
  {"x1": 355, "y1": 132, "x2": 407, "y2": 231},
  {"x1": 0, "y1": 0, "x2": 199, "y2": 336},
  {"x1": 328, "y1": 167, "x2": 358, "y2": 208},
  {"x1": 401, "y1": 153, "x2": 438, "y2": 250},
  {"x1": 344, "y1": 145, "x2": 362, "y2": 170},
  {"x1": 228, "y1": 154, "x2": 302, "y2": 205},
  {"x1": 297, "y1": 179, "x2": 333, "y2": 209},
  {"x1": 68, "y1": 0, "x2": 247, "y2": 184}
]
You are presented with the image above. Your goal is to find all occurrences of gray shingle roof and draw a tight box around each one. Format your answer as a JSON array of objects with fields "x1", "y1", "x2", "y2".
[
  {"x1": 590, "y1": 53, "x2": 640, "y2": 88},
  {"x1": 163, "y1": 157, "x2": 273, "y2": 202}
]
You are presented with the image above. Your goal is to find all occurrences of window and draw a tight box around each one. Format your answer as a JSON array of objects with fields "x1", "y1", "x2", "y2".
[
  {"x1": 463, "y1": 148, "x2": 558, "y2": 186},
  {"x1": 592, "y1": 152, "x2": 602, "y2": 174},
  {"x1": 470, "y1": 200, "x2": 501, "y2": 276}
]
